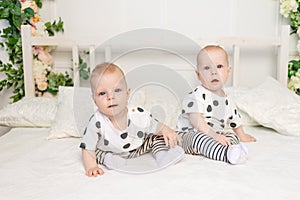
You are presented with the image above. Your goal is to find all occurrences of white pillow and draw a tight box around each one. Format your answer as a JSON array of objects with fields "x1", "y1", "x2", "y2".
[
  {"x1": 48, "y1": 86, "x2": 95, "y2": 139},
  {"x1": 235, "y1": 77, "x2": 300, "y2": 136},
  {"x1": 224, "y1": 87, "x2": 260, "y2": 126},
  {"x1": 0, "y1": 97, "x2": 58, "y2": 127}
]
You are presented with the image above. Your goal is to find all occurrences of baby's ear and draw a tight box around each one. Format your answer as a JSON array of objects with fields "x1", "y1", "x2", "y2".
[
  {"x1": 227, "y1": 66, "x2": 232, "y2": 74},
  {"x1": 195, "y1": 70, "x2": 200, "y2": 79},
  {"x1": 127, "y1": 88, "x2": 131, "y2": 96}
]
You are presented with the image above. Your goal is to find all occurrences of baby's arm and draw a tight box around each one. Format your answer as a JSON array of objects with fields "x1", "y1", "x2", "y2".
[
  {"x1": 82, "y1": 149, "x2": 104, "y2": 177},
  {"x1": 233, "y1": 126, "x2": 256, "y2": 142},
  {"x1": 189, "y1": 113, "x2": 231, "y2": 146},
  {"x1": 156, "y1": 122, "x2": 182, "y2": 147}
]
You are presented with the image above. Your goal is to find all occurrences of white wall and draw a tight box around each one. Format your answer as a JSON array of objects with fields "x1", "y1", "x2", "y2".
[{"x1": 0, "y1": 0, "x2": 295, "y2": 107}]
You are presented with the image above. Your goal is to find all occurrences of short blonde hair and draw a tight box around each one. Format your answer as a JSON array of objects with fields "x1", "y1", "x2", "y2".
[
  {"x1": 196, "y1": 45, "x2": 229, "y2": 69},
  {"x1": 90, "y1": 62, "x2": 126, "y2": 95}
]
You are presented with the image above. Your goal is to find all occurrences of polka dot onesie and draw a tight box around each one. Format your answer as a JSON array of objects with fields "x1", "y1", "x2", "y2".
[
  {"x1": 176, "y1": 85, "x2": 242, "y2": 162},
  {"x1": 80, "y1": 106, "x2": 168, "y2": 164}
]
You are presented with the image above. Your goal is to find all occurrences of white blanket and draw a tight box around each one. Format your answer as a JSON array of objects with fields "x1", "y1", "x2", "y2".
[{"x1": 0, "y1": 126, "x2": 299, "y2": 200}]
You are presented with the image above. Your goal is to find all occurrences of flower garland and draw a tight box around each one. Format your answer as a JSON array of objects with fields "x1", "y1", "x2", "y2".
[
  {"x1": 20, "y1": 0, "x2": 73, "y2": 97},
  {"x1": 0, "y1": 0, "x2": 75, "y2": 101},
  {"x1": 280, "y1": 0, "x2": 300, "y2": 95}
]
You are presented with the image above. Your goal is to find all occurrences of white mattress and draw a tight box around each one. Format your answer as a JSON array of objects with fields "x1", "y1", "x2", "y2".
[{"x1": 0, "y1": 126, "x2": 299, "y2": 200}]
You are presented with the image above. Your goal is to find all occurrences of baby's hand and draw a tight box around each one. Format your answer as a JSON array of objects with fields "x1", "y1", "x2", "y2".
[
  {"x1": 239, "y1": 133, "x2": 256, "y2": 142},
  {"x1": 214, "y1": 134, "x2": 231, "y2": 146},
  {"x1": 86, "y1": 166, "x2": 104, "y2": 177},
  {"x1": 162, "y1": 129, "x2": 182, "y2": 148}
]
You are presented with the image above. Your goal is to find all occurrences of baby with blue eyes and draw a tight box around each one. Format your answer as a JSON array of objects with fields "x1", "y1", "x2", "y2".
[
  {"x1": 176, "y1": 45, "x2": 256, "y2": 165},
  {"x1": 80, "y1": 62, "x2": 184, "y2": 177}
]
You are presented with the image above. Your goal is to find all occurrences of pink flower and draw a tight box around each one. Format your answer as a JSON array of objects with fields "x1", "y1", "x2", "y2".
[{"x1": 33, "y1": 46, "x2": 53, "y2": 66}]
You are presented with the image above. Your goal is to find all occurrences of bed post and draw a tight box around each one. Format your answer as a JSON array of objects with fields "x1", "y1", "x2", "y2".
[
  {"x1": 72, "y1": 45, "x2": 79, "y2": 87},
  {"x1": 89, "y1": 45, "x2": 96, "y2": 72},
  {"x1": 232, "y1": 43, "x2": 240, "y2": 86},
  {"x1": 278, "y1": 25, "x2": 290, "y2": 86},
  {"x1": 105, "y1": 46, "x2": 112, "y2": 62},
  {"x1": 21, "y1": 25, "x2": 35, "y2": 97}
]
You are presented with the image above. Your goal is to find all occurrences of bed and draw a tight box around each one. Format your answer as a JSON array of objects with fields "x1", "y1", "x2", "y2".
[{"x1": 0, "y1": 25, "x2": 300, "y2": 200}]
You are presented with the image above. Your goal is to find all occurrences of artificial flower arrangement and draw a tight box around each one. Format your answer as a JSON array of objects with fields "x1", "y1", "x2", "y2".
[
  {"x1": 0, "y1": 0, "x2": 89, "y2": 101},
  {"x1": 21, "y1": 0, "x2": 73, "y2": 97},
  {"x1": 280, "y1": 0, "x2": 300, "y2": 95}
]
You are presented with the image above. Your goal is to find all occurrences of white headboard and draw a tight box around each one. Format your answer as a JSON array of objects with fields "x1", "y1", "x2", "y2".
[{"x1": 21, "y1": 24, "x2": 290, "y2": 97}]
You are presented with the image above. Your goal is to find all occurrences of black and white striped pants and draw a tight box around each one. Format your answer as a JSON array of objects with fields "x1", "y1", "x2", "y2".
[
  {"x1": 95, "y1": 134, "x2": 168, "y2": 164},
  {"x1": 178, "y1": 130, "x2": 240, "y2": 163}
]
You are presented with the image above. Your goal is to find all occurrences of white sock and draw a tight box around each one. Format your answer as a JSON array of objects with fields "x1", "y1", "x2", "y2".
[
  {"x1": 227, "y1": 143, "x2": 248, "y2": 165},
  {"x1": 103, "y1": 153, "x2": 126, "y2": 170},
  {"x1": 155, "y1": 146, "x2": 185, "y2": 168}
]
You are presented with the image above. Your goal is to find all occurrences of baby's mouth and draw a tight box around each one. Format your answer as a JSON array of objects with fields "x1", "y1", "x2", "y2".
[
  {"x1": 211, "y1": 79, "x2": 219, "y2": 83},
  {"x1": 108, "y1": 104, "x2": 118, "y2": 108}
]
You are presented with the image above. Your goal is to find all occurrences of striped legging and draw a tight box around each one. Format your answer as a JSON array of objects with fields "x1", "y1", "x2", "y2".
[
  {"x1": 178, "y1": 129, "x2": 240, "y2": 163},
  {"x1": 95, "y1": 134, "x2": 168, "y2": 165}
]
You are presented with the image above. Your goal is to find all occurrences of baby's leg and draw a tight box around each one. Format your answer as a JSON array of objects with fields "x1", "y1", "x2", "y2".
[
  {"x1": 138, "y1": 135, "x2": 184, "y2": 168},
  {"x1": 183, "y1": 130, "x2": 247, "y2": 164},
  {"x1": 221, "y1": 132, "x2": 240, "y2": 145},
  {"x1": 127, "y1": 134, "x2": 165, "y2": 158},
  {"x1": 95, "y1": 149, "x2": 126, "y2": 169}
]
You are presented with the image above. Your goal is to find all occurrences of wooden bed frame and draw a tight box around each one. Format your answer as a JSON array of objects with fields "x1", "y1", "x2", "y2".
[{"x1": 21, "y1": 24, "x2": 290, "y2": 97}]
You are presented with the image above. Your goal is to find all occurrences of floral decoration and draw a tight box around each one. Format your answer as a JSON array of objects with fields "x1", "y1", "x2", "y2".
[
  {"x1": 0, "y1": 0, "x2": 70, "y2": 101},
  {"x1": 280, "y1": 0, "x2": 300, "y2": 95},
  {"x1": 20, "y1": 0, "x2": 73, "y2": 97}
]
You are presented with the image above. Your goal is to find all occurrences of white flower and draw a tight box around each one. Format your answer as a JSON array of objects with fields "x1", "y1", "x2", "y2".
[
  {"x1": 288, "y1": 75, "x2": 300, "y2": 92},
  {"x1": 280, "y1": 0, "x2": 299, "y2": 18},
  {"x1": 33, "y1": 58, "x2": 48, "y2": 78},
  {"x1": 34, "y1": 22, "x2": 49, "y2": 37}
]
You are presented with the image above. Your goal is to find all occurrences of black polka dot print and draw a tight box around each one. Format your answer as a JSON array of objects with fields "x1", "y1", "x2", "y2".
[
  {"x1": 95, "y1": 121, "x2": 101, "y2": 128},
  {"x1": 234, "y1": 109, "x2": 238, "y2": 115},
  {"x1": 79, "y1": 143, "x2": 86, "y2": 149},
  {"x1": 202, "y1": 93, "x2": 206, "y2": 100},
  {"x1": 207, "y1": 122, "x2": 214, "y2": 127},
  {"x1": 230, "y1": 123, "x2": 237, "y2": 128},
  {"x1": 97, "y1": 132, "x2": 102, "y2": 140},
  {"x1": 104, "y1": 139, "x2": 109, "y2": 146},
  {"x1": 220, "y1": 119, "x2": 224, "y2": 123},
  {"x1": 137, "y1": 131, "x2": 144, "y2": 138},
  {"x1": 225, "y1": 99, "x2": 228, "y2": 106},
  {"x1": 194, "y1": 88, "x2": 198, "y2": 92},
  {"x1": 229, "y1": 115, "x2": 233, "y2": 120},
  {"x1": 128, "y1": 119, "x2": 131, "y2": 127},
  {"x1": 83, "y1": 128, "x2": 87, "y2": 135},
  {"x1": 187, "y1": 102, "x2": 194, "y2": 108},
  {"x1": 137, "y1": 107, "x2": 144, "y2": 112},
  {"x1": 182, "y1": 127, "x2": 188, "y2": 131},
  {"x1": 182, "y1": 109, "x2": 185, "y2": 114},
  {"x1": 213, "y1": 100, "x2": 219, "y2": 106},
  {"x1": 120, "y1": 132, "x2": 128, "y2": 139},
  {"x1": 123, "y1": 143, "x2": 130, "y2": 149},
  {"x1": 207, "y1": 105, "x2": 212, "y2": 112},
  {"x1": 221, "y1": 124, "x2": 225, "y2": 128}
]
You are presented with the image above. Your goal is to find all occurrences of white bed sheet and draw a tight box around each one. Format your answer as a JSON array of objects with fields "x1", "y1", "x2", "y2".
[{"x1": 0, "y1": 126, "x2": 299, "y2": 200}]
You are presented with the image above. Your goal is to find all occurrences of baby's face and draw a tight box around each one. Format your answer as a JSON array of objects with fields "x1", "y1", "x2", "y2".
[
  {"x1": 93, "y1": 70, "x2": 130, "y2": 119},
  {"x1": 196, "y1": 49, "x2": 230, "y2": 95}
]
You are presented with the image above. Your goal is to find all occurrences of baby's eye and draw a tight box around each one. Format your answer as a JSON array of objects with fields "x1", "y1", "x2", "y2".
[
  {"x1": 217, "y1": 64, "x2": 224, "y2": 69},
  {"x1": 99, "y1": 91, "x2": 106, "y2": 96},
  {"x1": 114, "y1": 88, "x2": 121, "y2": 93},
  {"x1": 204, "y1": 66, "x2": 210, "y2": 70}
]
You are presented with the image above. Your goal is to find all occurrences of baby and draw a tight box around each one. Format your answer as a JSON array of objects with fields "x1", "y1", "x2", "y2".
[
  {"x1": 80, "y1": 62, "x2": 184, "y2": 176},
  {"x1": 177, "y1": 45, "x2": 256, "y2": 164}
]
